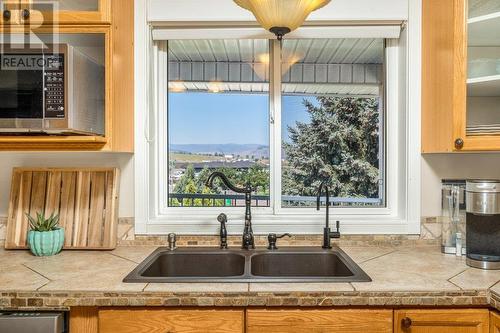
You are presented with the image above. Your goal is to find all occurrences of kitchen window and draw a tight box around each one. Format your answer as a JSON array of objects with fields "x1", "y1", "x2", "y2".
[
  {"x1": 166, "y1": 39, "x2": 271, "y2": 208},
  {"x1": 135, "y1": 25, "x2": 420, "y2": 235},
  {"x1": 164, "y1": 37, "x2": 384, "y2": 209}
]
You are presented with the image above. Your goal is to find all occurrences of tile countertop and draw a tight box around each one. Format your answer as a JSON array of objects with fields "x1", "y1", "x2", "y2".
[{"x1": 0, "y1": 245, "x2": 499, "y2": 310}]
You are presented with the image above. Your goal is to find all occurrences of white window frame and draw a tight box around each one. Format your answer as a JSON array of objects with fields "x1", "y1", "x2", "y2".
[{"x1": 134, "y1": 2, "x2": 421, "y2": 236}]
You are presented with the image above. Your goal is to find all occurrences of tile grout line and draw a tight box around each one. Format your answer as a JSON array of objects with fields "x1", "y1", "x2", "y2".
[
  {"x1": 446, "y1": 268, "x2": 468, "y2": 283},
  {"x1": 447, "y1": 279, "x2": 464, "y2": 291},
  {"x1": 357, "y1": 248, "x2": 398, "y2": 264},
  {"x1": 105, "y1": 251, "x2": 143, "y2": 264},
  {"x1": 446, "y1": 267, "x2": 468, "y2": 291},
  {"x1": 21, "y1": 263, "x2": 53, "y2": 289},
  {"x1": 35, "y1": 280, "x2": 52, "y2": 291}
]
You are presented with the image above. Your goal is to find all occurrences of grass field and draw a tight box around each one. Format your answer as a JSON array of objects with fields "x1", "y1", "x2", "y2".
[{"x1": 170, "y1": 152, "x2": 222, "y2": 162}]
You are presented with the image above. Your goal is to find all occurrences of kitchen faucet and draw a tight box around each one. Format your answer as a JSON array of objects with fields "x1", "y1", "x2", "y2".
[
  {"x1": 316, "y1": 181, "x2": 340, "y2": 249},
  {"x1": 205, "y1": 171, "x2": 255, "y2": 250}
]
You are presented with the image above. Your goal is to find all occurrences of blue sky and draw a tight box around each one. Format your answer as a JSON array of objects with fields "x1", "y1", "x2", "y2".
[{"x1": 168, "y1": 92, "x2": 317, "y2": 145}]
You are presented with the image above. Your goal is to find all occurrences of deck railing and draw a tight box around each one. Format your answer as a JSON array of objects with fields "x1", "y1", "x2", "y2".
[{"x1": 168, "y1": 193, "x2": 382, "y2": 207}]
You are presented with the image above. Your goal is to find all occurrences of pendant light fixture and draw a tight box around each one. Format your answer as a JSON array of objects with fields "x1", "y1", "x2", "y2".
[{"x1": 233, "y1": 0, "x2": 331, "y2": 40}]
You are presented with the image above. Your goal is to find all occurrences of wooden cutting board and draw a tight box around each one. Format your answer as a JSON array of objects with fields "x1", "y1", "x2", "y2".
[{"x1": 5, "y1": 167, "x2": 120, "y2": 250}]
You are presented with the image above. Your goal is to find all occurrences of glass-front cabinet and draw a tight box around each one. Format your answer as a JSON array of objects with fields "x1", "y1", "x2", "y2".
[
  {"x1": 422, "y1": 0, "x2": 500, "y2": 152},
  {"x1": 466, "y1": 0, "x2": 500, "y2": 136},
  {"x1": 1, "y1": 0, "x2": 111, "y2": 25}
]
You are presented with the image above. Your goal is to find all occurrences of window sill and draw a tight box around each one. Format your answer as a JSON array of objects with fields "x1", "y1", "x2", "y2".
[{"x1": 139, "y1": 215, "x2": 420, "y2": 235}]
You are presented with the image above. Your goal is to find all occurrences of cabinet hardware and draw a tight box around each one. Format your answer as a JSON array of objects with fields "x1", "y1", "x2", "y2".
[
  {"x1": 3, "y1": 9, "x2": 11, "y2": 20},
  {"x1": 454, "y1": 138, "x2": 464, "y2": 149},
  {"x1": 21, "y1": 9, "x2": 30, "y2": 20},
  {"x1": 401, "y1": 316, "x2": 412, "y2": 329}
]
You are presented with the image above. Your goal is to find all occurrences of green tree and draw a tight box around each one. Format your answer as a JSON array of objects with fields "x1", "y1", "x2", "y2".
[
  {"x1": 282, "y1": 96, "x2": 380, "y2": 199},
  {"x1": 174, "y1": 164, "x2": 195, "y2": 194}
]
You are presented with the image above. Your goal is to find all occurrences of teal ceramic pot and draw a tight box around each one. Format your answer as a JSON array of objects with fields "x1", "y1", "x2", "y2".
[{"x1": 27, "y1": 228, "x2": 65, "y2": 256}]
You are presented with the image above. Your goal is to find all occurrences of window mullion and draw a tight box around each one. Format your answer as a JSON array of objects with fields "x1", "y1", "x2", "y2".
[{"x1": 269, "y1": 39, "x2": 282, "y2": 214}]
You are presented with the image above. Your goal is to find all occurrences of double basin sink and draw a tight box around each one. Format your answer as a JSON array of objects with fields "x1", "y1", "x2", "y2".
[{"x1": 123, "y1": 247, "x2": 371, "y2": 283}]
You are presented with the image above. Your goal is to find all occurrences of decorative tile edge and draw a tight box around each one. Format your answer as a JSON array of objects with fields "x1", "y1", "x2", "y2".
[{"x1": 0, "y1": 290, "x2": 493, "y2": 310}]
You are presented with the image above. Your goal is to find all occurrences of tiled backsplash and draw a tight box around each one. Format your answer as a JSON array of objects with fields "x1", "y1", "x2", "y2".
[{"x1": 0, "y1": 217, "x2": 442, "y2": 247}]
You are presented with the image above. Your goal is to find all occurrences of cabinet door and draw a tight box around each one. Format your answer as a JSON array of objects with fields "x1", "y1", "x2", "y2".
[
  {"x1": 394, "y1": 309, "x2": 489, "y2": 333},
  {"x1": 99, "y1": 308, "x2": 245, "y2": 333},
  {"x1": 246, "y1": 309, "x2": 393, "y2": 333},
  {"x1": 492, "y1": 311, "x2": 500, "y2": 333},
  {"x1": 422, "y1": 0, "x2": 500, "y2": 152},
  {"x1": 460, "y1": 0, "x2": 500, "y2": 151},
  {"x1": 20, "y1": 0, "x2": 111, "y2": 25}
]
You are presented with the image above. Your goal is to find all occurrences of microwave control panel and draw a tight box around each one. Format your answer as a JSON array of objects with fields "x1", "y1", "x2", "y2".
[{"x1": 43, "y1": 54, "x2": 65, "y2": 119}]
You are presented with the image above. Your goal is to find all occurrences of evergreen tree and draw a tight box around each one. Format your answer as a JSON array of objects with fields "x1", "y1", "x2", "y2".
[
  {"x1": 173, "y1": 164, "x2": 196, "y2": 193},
  {"x1": 282, "y1": 96, "x2": 380, "y2": 199}
]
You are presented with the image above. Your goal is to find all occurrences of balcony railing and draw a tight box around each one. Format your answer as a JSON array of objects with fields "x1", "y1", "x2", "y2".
[{"x1": 168, "y1": 193, "x2": 382, "y2": 207}]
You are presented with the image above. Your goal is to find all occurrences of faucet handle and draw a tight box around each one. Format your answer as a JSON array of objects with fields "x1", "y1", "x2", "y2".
[
  {"x1": 332, "y1": 221, "x2": 341, "y2": 239},
  {"x1": 167, "y1": 233, "x2": 177, "y2": 250},
  {"x1": 217, "y1": 213, "x2": 227, "y2": 224},
  {"x1": 267, "y1": 233, "x2": 291, "y2": 250}
]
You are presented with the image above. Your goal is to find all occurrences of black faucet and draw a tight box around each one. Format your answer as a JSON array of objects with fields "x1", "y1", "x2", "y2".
[
  {"x1": 316, "y1": 181, "x2": 340, "y2": 249},
  {"x1": 206, "y1": 171, "x2": 255, "y2": 250},
  {"x1": 217, "y1": 213, "x2": 228, "y2": 249}
]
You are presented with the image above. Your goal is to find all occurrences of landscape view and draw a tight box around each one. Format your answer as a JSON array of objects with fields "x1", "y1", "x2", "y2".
[{"x1": 167, "y1": 91, "x2": 383, "y2": 208}]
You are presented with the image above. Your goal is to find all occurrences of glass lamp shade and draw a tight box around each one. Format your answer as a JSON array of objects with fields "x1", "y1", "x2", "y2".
[{"x1": 234, "y1": 0, "x2": 331, "y2": 35}]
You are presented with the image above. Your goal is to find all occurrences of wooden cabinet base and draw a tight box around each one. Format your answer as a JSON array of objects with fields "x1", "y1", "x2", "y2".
[
  {"x1": 394, "y1": 309, "x2": 490, "y2": 333},
  {"x1": 70, "y1": 307, "x2": 99, "y2": 333},
  {"x1": 492, "y1": 311, "x2": 500, "y2": 333},
  {"x1": 69, "y1": 307, "x2": 497, "y2": 333},
  {"x1": 99, "y1": 308, "x2": 245, "y2": 333},
  {"x1": 246, "y1": 309, "x2": 393, "y2": 333}
]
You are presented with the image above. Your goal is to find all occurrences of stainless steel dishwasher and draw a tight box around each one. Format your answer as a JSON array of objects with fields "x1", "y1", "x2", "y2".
[{"x1": 0, "y1": 312, "x2": 66, "y2": 333}]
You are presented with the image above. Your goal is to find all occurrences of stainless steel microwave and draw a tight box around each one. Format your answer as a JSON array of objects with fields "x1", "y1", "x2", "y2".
[{"x1": 0, "y1": 44, "x2": 104, "y2": 135}]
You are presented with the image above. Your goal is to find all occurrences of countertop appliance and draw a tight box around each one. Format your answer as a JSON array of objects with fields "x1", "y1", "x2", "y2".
[
  {"x1": 465, "y1": 179, "x2": 500, "y2": 270},
  {"x1": 0, "y1": 312, "x2": 65, "y2": 333},
  {"x1": 0, "y1": 44, "x2": 104, "y2": 135},
  {"x1": 441, "y1": 179, "x2": 466, "y2": 255}
]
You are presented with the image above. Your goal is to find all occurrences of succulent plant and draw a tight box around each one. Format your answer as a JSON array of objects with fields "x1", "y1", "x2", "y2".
[{"x1": 26, "y1": 211, "x2": 60, "y2": 232}]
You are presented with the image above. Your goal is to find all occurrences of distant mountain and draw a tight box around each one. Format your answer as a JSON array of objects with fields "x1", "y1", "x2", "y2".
[{"x1": 170, "y1": 144, "x2": 269, "y2": 158}]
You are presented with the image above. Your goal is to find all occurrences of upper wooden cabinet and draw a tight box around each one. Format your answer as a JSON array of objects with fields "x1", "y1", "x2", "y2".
[
  {"x1": 422, "y1": 0, "x2": 500, "y2": 152},
  {"x1": 394, "y1": 309, "x2": 489, "y2": 333},
  {"x1": 0, "y1": 0, "x2": 133, "y2": 151},
  {"x1": 1, "y1": 0, "x2": 111, "y2": 25}
]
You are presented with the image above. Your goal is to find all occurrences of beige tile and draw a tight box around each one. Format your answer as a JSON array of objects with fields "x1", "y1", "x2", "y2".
[
  {"x1": 341, "y1": 246, "x2": 395, "y2": 263},
  {"x1": 0, "y1": 263, "x2": 49, "y2": 291},
  {"x1": 352, "y1": 248, "x2": 466, "y2": 291},
  {"x1": 420, "y1": 223, "x2": 442, "y2": 240},
  {"x1": 249, "y1": 283, "x2": 353, "y2": 292},
  {"x1": 24, "y1": 251, "x2": 146, "y2": 292},
  {"x1": 450, "y1": 268, "x2": 500, "y2": 290},
  {"x1": 110, "y1": 246, "x2": 157, "y2": 263},
  {"x1": 117, "y1": 223, "x2": 132, "y2": 239},
  {"x1": 0, "y1": 224, "x2": 5, "y2": 242},
  {"x1": 145, "y1": 283, "x2": 248, "y2": 293},
  {"x1": 0, "y1": 248, "x2": 42, "y2": 262},
  {"x1": 491, "y1": 281, "x2": 500, "y2": 295}
]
